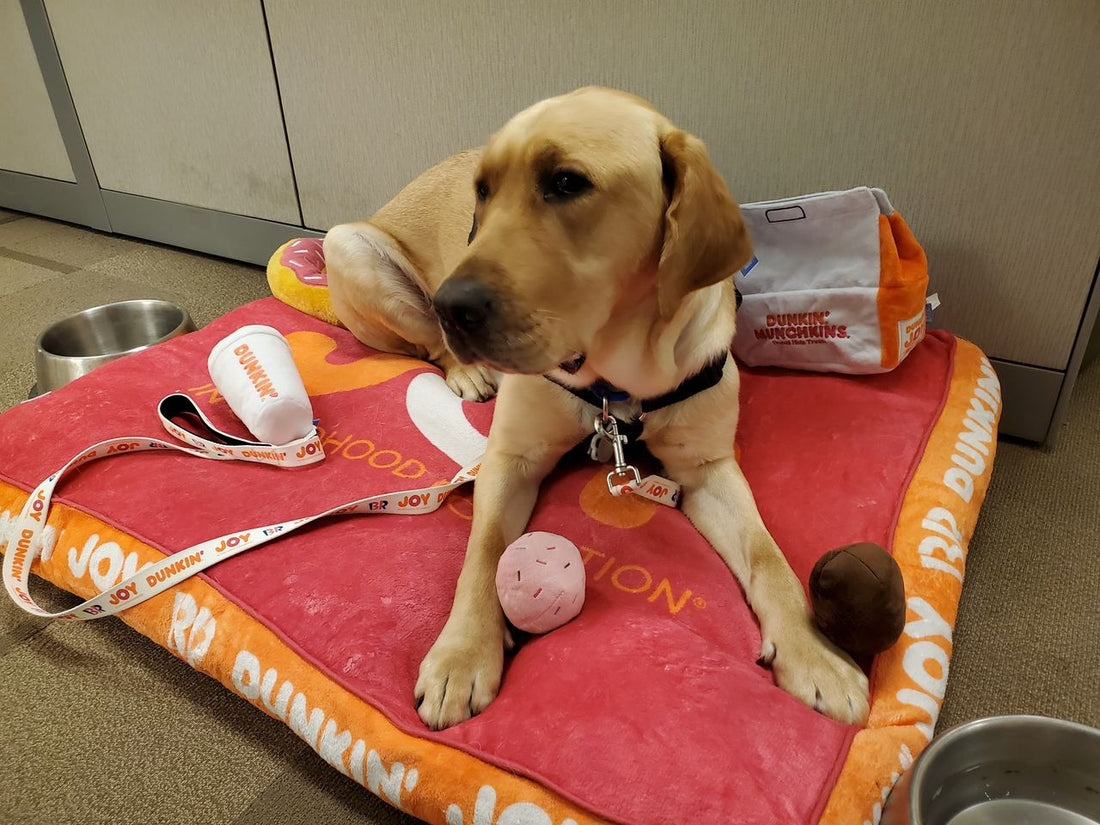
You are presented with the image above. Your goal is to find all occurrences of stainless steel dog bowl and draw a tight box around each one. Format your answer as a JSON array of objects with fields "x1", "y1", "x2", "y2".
[
  {"x1": 882, "y1": 715, "x2": 1100, "y2": 825},
  {"x1": 34, "y1": 299, "x2": 195, "y2": 394}
]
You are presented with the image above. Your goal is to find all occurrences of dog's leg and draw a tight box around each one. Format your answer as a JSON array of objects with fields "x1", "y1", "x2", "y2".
[
  {"x1": 415, "y1": 378, "x2": 587, "y2": 729},
  {"x1": 647, "y1": 437, "x2": 870, "y2": 724},
  {"x1": 324, "y1": 224, "x2": 498, "y2": 400}
]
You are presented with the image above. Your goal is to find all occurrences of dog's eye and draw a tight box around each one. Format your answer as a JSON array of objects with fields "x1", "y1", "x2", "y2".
[
  {"x1": 476, "y1": 180, "x2": 490, "y2": 202},
  {"x1": 545, "y1": 171, "x2": 593, "y2": 202}
]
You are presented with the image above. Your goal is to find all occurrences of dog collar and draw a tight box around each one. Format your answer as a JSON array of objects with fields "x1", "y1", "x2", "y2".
[{"x1": 546, "y1": 353, "x2": 728, "y2": 414}]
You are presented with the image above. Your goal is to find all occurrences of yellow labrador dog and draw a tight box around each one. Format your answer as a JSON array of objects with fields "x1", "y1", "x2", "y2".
[{"x1": 324, "y1": 87, "x2": 869, "y2": 730}]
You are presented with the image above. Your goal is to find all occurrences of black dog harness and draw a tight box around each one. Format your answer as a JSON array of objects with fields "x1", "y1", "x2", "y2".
[{"x1": 545, "y1": 352, "x2": 728, "y2": 417}]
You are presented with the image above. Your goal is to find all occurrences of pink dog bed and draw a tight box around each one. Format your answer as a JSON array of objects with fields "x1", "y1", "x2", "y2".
[{"x1": 0, "y1": 291, "x2": 999, "y2": 824}]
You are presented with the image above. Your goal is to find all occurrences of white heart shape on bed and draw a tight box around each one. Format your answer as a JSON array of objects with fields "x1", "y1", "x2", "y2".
[{"x1": 406, "y1": 372, "x2": 488, "y2": 467}]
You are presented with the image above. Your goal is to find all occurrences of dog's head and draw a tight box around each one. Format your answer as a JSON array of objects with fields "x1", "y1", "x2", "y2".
[{"x1": 433, "y1": 87, "x2": 752, "y2": 375}]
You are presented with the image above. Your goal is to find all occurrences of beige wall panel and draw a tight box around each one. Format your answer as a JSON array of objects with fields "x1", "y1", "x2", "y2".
[
  {"x1": 270, "y1": 0, "x2": 1099, "y2": 368},
  {"x1": 44, "y1": 0, "x2": 298, "y2": 223},
  {"x1": 0, "y1": 0, "x2": 75, "y2": 181}
]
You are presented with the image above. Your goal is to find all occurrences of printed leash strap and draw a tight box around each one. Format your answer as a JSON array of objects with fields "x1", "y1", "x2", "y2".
[
  {"x1": 1, "y1": 393, "x2": 479, "y2": 622},
  {"x1": 2, "y1": 393, "x2": 681, "y2": 621},
  {"x1": 616, "y1": 473, "x2": 680, "y2": 507}
]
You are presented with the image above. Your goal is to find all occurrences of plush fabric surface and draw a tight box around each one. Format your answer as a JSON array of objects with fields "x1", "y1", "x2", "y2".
[
  {"x1": 0, "y1": 296, "x2": 999, "y2": 824},
  {"x1": 267, "y1": 237, "x2": 340, "y2": 327}
]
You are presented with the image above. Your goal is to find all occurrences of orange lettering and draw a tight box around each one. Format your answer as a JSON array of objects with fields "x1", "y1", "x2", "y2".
[
  {"x1": 579, "y1": 545, "x2": 604, "y2": 565},
  {"x1": 611, "y1": 565, "x2": 652, "y2": 594},
  {"x1": 188, "y1": 382, "x2": 224, "y2": 405},
  {"x1": 320, "y1": 426, "x2": 352, "y2": 454},
  {"x1": 446, "y1": 491, "x2": 473, "y2": 521},
  {"x1": 343, "y1": 439, "x2": 376, "y2": 460},
  {"x1": 647, "y1": 579, "x2": 694, "y2": 615},
  {"x1": 394, "y1": 460, "x2": 426, "y2": 479},
  {"x1": 593, "y1": 556, "x2": 616, "y2": 581},
  {"x1": 368, "y1": 450, "x2": 401, "y2": 469}
]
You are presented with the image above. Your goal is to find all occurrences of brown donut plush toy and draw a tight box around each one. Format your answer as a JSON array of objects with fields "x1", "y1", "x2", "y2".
[{"x1": 809, "y1": 542, "x2": 906, "y2": 666}]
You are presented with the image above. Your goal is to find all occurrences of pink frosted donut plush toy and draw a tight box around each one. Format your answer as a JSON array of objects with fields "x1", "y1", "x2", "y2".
[{"x1": 495, "y1": 532, "x2": 586, "y2": 634}]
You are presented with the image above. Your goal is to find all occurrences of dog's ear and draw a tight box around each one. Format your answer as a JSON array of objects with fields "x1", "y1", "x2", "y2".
[{"x1": 656, "y1": 129, "x2": 753, "y2": 319}]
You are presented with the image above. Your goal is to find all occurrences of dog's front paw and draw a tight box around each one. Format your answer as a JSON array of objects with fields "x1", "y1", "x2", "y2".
[
  {"x1": 415, "y1": 623, "x2": 505, "y2": 730},
  {"x1": 444, "y1": 363, "x2": 499, "y2": 402},
  {"x1": 761, "y1": 624, "x2": 870, "y2": 724}
]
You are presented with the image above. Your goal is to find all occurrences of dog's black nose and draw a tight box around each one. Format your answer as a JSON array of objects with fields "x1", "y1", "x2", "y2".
[{"x1": 433, "y1": 277, "x2": 495, "y2": 333}]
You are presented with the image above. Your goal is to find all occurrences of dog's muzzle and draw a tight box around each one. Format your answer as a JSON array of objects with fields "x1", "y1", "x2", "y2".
[{"x1": 433, "y1": 276, "x2": 495, "y2": 344}]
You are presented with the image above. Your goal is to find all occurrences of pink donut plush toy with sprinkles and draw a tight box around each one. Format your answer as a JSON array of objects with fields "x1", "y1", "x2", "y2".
[{"x1": 495, "y1": 532, "x2": 586, "y2": 634}]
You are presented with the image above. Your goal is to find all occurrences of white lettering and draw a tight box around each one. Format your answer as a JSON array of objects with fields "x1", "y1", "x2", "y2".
[
  {"x1": 974, "y1": 386, "x2": 999, "y2": 411},
  {"x1": 919, "y1": 555, "x2": 963, "y2": 581},
  {"x1": 349, "y1": 739, "x2": 367, "y2": 785},
  {"x1": 68, "y1": 534, "x2": 98, "y2": 577},
  {"x1": 186, "y1": 606, "x2": 216, "y2": 666},
  {"x1": 288, "y1": 692, "x2": 325, "y2": 749},
  {"x1": 444, "y1": 785, "x2": 572, "y2": 825},
  {"x1": 366, "y1": 751, "x2": 409, "y2": 806},
  {"x1": 896, "y1": 597, "x2": 953, "y2": 741},
  {"x1": 977, "y1": 371, "x2": 1001, "y2": 403},
  {"x1": 68, "y1": 533, "x2": 146, "y2": 591},
  {"x1": 897, "y1": 687, "x2": 940, "y2": 741},
  {"x1": 0, "y1": 513, "x2": 55, "y2": 561},
  {"x1": 168, "y1": 592, "x2": 197, "y2": 654},
  {"x1": 951, "y1": 441, "x2": 986, "y2": 476},
  {"x1": 918, "y1": 535, "x2": 963, "y2": 564},
  {"x1": 260, "y1": 668, "x2": 293, "y2": 718},
  {"x1": 39, "y1": 524, "x2": 57, "y2": 563},
  {"x1": 943, "y1": 467, "x2": 974, "y2": 503},
  {"x1": 498, "y1": 803, "x2": 554, "y2": 825},
  {"x1": 904, "y1": 640, "x2": 949, "y2": 699},
  {"x1": 958, "y1": 416, "x2": 993, "y2": 455},
  {"x1": 967, "y1": 397, "x2": 996, "y2": 429},
  {"x1": 88, "y1": 540, "x2": 124, "y2": 591},
  {"x1": 235, "y1": 650, "x2": 415, "y2": 809},
  {"x1": 231, "y1": 650, "x2": 261, "y2": 700},
  {"x1": 318, "y1": 720, "x2": 353, "y2": 776},
  {"x1": 905, "y1": 596, "x2": 953, "y2": 643},
  {"x1": 899, "y1": 743, "x2": 914, "y2": 770},
  {"x1": 921, "y1": 507, "x2": 962, "y2": 543}
]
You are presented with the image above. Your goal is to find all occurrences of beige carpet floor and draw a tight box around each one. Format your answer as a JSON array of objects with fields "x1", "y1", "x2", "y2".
[{"x1": 0, "y1": 210, "x2": 1096, "y2": 824}]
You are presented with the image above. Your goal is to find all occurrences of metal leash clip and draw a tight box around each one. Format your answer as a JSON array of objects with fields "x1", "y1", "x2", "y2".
[
  {"x1": 585, "y1": 399, "x2": 682, "y2": 509},
  {"x1": 592, "y1": 413, "x2": 642, "y2": 496}
]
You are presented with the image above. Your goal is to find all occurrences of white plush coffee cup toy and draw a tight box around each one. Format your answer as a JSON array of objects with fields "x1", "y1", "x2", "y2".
[{"x1": 207, "y1": 325, "x2": 313, "y2": 444}]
